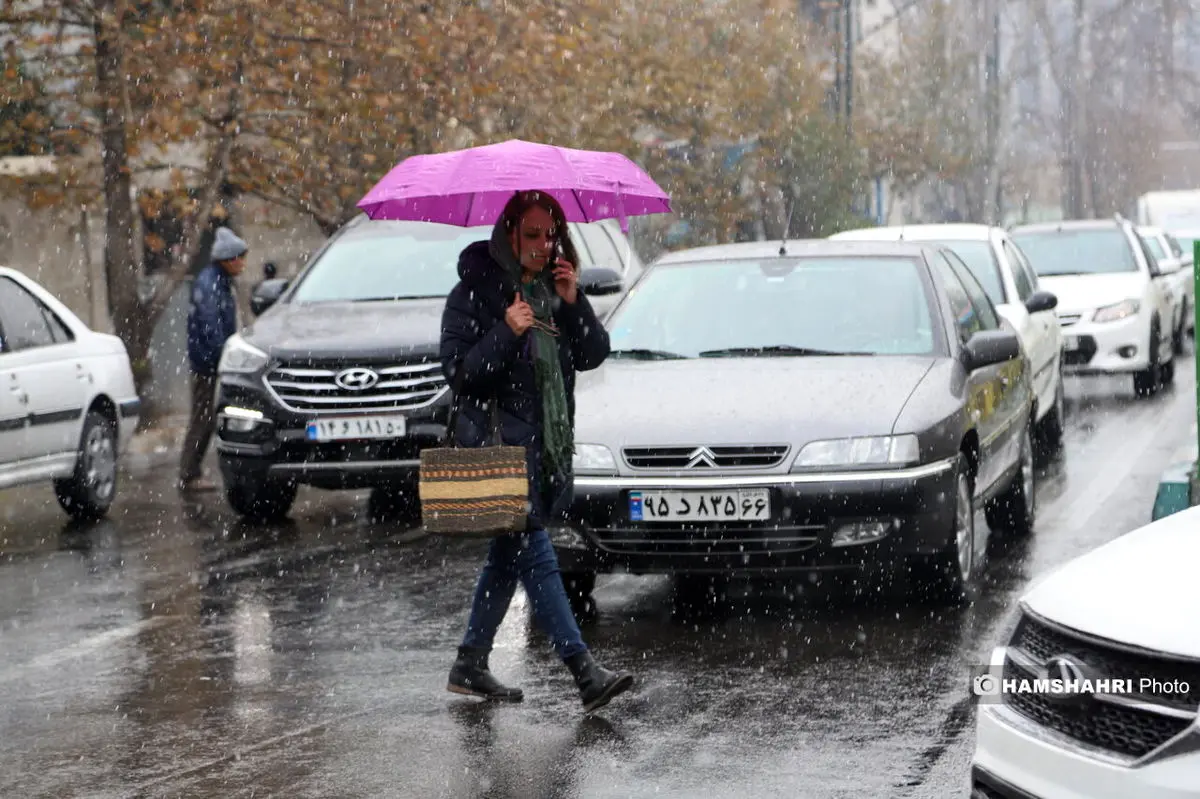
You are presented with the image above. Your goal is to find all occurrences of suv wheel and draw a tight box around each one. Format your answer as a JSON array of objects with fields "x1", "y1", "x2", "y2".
[
  {"x1": 227, "y1": 477, "x2": 297, "y2": 522},
  {"x1": 54, "y1": 410, "x2": 118, "y2": 521},
  {"x1": 1133, "y1": 320, "x2": 1163, "y2": 397},
  {"x1": 1174, "y1": 300, "x2": 1188, "y2": 354}
]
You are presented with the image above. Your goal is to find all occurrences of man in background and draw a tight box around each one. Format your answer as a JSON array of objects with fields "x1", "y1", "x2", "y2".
[{"x1": 180, "y1": 226, "x2": 248, "y2": 491}]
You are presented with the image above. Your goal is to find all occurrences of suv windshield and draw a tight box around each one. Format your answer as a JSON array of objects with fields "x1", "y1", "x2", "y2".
[
  {"x1": 1010, "y1": 228, "x2": 1138, "y2": 276},
  {"x1": 290, "y1": 220, "x2": 492, "y2": 302},
  {"x1": 608, "y1": 256, "x2": 937, "y2": 357}
]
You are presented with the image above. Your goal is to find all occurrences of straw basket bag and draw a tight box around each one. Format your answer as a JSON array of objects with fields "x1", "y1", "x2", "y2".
[{"x1": 418, "y1": 374, "x2": 528, "y2": 537}]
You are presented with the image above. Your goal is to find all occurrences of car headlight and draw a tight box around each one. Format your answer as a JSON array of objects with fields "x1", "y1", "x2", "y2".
[
  {"x1": 218, "y1": 334, "x2": 269, "y2": 374},
  {"x1": 573, "y1": 444, "x2": 617, "y2": 474},
  {"x1": 1092, "y1": 299, "x2": 1140, "y2": 323},
  {"x1": 791, "y1": 435, "x2": 919, "y2": 470}
]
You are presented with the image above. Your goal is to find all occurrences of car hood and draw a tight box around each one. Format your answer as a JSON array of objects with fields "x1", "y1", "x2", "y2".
[
  {"x1": 574, "y1": 356, "x2": 936, "y2": 459},
  {"x1": 1037, "y1": 273, "x2": 1145, "y2": 314},
  {"x1": 1021, "y1": 506, "x2": 1200, "y2": 659},
  {"x1": 244, "y1": 299, "x2": 443, "y2": 360}
]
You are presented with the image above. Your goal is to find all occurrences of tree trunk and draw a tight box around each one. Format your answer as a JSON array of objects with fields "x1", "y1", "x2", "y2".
[{"x1": 93, "y1": 0, "x2": 151, "y2": 390}]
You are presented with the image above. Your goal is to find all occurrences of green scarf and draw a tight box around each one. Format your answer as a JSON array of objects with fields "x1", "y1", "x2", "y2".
[{"x1": 489, "y1": 226, "x2": 574, "y2": 483}]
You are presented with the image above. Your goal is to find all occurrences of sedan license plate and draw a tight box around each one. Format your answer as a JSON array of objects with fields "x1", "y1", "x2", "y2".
[
  {"x1": 629, "y1": 489, "x2": 770, "y2": 522},
  {"x1": 306, "y1": 415, "x2": 406, "y2": 441}
]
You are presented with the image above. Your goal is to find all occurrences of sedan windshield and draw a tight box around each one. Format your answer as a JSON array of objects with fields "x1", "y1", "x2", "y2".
[
  {"x1": 934, "y1": 240, "x2": 1004, "y2": 307},
  {"x1": 289, "y1": 220, "x2": 491, "y2": 302},
  {"x1": 1010, "y1": 229, "x2": 1138, "y2": 276},
  {"x1": 607, "y1": 256, "x2": 937, "y2": 358}
]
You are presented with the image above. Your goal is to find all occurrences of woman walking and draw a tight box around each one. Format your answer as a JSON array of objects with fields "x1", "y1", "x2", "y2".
[{"x1": 439, "y1": 190, "x2": 634, "y2": 713}]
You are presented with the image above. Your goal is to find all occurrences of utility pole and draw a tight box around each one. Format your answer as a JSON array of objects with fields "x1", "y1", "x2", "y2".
[
  {"x1": 984, "y1": 0, "x2": 1001, "y2": 224},
  {"x1": 844, "y1": 0, "x2": 854, "y2": 136},
  {"x1": 1065, "y1": 0, "x2": 1085, "y2": 219}
]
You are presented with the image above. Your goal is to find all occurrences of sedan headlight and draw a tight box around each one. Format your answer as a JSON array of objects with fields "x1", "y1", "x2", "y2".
[
  {"x1": 791, "y1": 435, "x2": 919, "y2": 470},
  {"x1": 573, "y1": 444, "x2": 617, "y2": 474},
  {"x1": 1092, "y1": 299, "x2": 1140, "y2": 323},
  {"x1": 218, "y1": 334, "x2": 269, "y2": 374}
]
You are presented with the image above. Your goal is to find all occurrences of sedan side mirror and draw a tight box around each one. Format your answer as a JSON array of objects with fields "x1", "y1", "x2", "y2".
[
  {"x1": 963, "y1": 330, "x2": 1021, "y2": 371},
  {"x1": 251, "y1": 278, "x2": 290, "y2": 316},
  {"x1": 579, "y1": 267, "x2": 623, "y2": 296},
  {"x1": 1024, "y1": 290, "x2": 1058, "y2": 314}
]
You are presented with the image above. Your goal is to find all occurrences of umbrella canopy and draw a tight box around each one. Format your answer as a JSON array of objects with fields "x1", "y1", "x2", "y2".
[{"x1": 357, "y1": 139, "x2": 671, "y2": 232}]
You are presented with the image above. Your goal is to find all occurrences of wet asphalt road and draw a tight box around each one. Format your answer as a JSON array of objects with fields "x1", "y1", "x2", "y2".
[{"x1": 2, "y1": 352, "x2": 1197, "y2": 799}]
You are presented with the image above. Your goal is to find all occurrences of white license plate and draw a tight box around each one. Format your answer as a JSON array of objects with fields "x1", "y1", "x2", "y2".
[
  {"x1": 306, "y1": 415, "x2": 407, "y2": 441},
  {"x1": 1064, "y1": 337, "x2": 1080, "y2": 352},
  {"x1": 629, "y1": 489, "x2": 771, "y2": 522}
]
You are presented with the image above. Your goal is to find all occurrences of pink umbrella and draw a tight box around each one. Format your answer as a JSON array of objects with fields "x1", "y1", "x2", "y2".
[{"x1": 357, "y1": 139, "x2": 671, "y2": 233}]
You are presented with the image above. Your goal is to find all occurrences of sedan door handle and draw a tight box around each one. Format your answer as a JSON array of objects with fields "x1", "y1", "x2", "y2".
[{"x1": 11, "y1": 388, "x2": 28, "y2": 405}]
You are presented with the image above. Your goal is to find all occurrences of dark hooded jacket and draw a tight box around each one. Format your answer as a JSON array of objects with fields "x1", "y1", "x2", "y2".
[{"x1": 439, "y1": 239, "x2": 610, "y2": 530}]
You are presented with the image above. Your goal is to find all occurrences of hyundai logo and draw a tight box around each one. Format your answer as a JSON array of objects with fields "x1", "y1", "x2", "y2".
[
  {"x1": 335, "y1": 367, "x2": 379, "y2": 391},
  {"x1": 1037, "y1": 654, "x2": 1092, "y2": 705}
]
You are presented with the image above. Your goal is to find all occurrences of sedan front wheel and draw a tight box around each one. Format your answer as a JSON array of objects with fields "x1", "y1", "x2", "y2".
[{"x1": 911, "y1": 456, "x2": 979, "y2": 606}]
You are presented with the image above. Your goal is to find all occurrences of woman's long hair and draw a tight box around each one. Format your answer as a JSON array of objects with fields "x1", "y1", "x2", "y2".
[{"x1": 496, "y1": 190, "x2": 582, "y2": 275}]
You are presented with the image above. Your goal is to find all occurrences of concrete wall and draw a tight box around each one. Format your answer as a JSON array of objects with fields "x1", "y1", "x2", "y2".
[{"x1": 0, "y1": 195, "x2": 329, "y2": 416}]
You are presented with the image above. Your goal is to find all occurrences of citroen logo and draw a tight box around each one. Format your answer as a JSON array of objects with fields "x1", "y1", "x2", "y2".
[
  {"x1": 687, "y1": 447, "x2": 718, "y2": 469},
  {"x1": 334, "y1": 367, "x2": 379, "y2": 391}
]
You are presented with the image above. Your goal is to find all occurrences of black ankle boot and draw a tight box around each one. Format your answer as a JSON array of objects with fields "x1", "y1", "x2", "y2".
[
  {"x1": 564, "y1": 651, "x2": 634, "y2": 712},
  {"x1": 447, "y1": 646, "x2": 523, "y2": 702}
]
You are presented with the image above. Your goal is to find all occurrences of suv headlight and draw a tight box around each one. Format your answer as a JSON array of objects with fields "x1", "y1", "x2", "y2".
[
  {"x1": 1092, "y1": 299, "x2": 1140, "y2": 323},
  {"x1": 573, "y1": 444, "x2": 617, "y2": 474},
  {"x1": 791, "y1": 435, "x2": 919, "y2": 470},
  {"x1": 218, "y1": 334, "x2": 269, "y2": 374}
]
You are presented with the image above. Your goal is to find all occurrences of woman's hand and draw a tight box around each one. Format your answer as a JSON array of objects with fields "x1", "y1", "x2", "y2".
[
  {"x1": 552, "y1": 258, "x2": 578, "y2": 305},
  {"x1": 506, "y1": 292, "x2": 534, "y2": 335}
]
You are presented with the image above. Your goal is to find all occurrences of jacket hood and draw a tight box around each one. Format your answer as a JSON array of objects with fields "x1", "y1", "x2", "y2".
[{"x1": 457, "y1": 240, "x2": 496, "y2": 284}]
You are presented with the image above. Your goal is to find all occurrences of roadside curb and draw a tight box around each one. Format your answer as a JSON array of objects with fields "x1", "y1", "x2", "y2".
[{"x1": 1152, "y1": 423, "x2": 1198, "y2": 521}]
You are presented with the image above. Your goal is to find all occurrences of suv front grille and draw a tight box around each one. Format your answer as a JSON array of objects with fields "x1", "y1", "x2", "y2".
[
  {"x1": 1001, "y1": 611, "x2": 1200, "y2": 760},
  {"x1": 265, "y1": 361, "x2": 447, "y2": 414},
  {"x1": 623, "y1": 445, "x2": 790, "y2": 470}
]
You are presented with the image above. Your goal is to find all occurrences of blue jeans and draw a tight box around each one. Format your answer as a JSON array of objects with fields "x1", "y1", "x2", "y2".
[{"x1": 461, "y1": 529, "x2": 588, "y2": 660}]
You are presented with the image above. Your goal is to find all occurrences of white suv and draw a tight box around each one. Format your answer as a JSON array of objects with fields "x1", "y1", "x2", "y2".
[
  {"x1": 0, "y1": 267, "x2": 140, "y2": 519},
  {"x1": 971, "y1": 504, "x2": 1200, "y2": 798},
  {"x1": 1011, "y1": 219, "x2": 1176, "y2": 397},
  {"x1": 1138, "y1": 225, "x2": 1193, "y2": 353},
  {"x1": 830, "y1": 224, "x2": 1065, "y2": 453}
]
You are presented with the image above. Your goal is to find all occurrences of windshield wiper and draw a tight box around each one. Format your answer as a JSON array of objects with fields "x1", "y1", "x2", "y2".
[
  {"x1": 608, "y1": 348, "x2": 689, "y2": 360},
  {"x1": 699, "y1": 346, "x2": 855, "y2": 358},
  {"x1": 349, "y1": 295, "x2": 445, "y2": 302}
]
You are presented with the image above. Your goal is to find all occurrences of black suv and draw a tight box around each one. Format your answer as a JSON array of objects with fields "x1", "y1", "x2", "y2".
[{"x1": 214, "y1": 215, "x2": 641, "y2": 520}]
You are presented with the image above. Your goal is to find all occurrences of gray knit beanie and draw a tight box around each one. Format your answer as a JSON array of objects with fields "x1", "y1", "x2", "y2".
[{"x1": 211, "y1": 227, "x2": 248, "y2": 262}]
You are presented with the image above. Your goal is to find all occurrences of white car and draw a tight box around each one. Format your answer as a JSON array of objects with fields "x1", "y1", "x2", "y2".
[
  {"x1": 0, "y1": 267, "x2": 140, "y2": 519},
  {"x1": 1138, "y1": 225, "x2": 1194, "y2": 352},
  {"x1": 1011, "y1": 218, "x2": 1177, "y2": 398},
  {"x1": 830, "y1": 224, "x2": 1065, "y2": 453},
  {"x1": 970, "y1": 503, "x2": 1200, "y2": 798}
]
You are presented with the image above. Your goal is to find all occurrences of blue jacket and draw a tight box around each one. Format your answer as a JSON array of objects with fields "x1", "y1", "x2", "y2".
[
  {"x1": 440, "y1": 240, "x2": 610, "y2": 530},
  {"x1": 187, "y1": 263, "x2": 237, "y2": 374}
]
